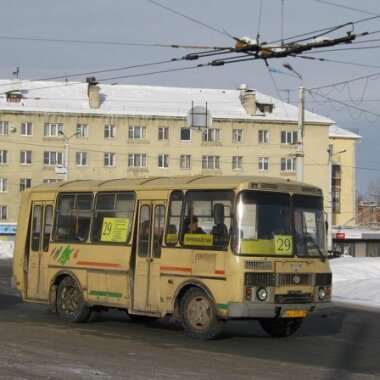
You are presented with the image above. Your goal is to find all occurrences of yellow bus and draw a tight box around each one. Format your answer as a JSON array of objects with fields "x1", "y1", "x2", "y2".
[{"x1": 12, "y1": 175, "x2": 332, "y2": 339}]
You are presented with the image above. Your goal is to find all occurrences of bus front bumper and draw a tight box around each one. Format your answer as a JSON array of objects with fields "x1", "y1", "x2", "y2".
[{"x1": 227, "y1": 301, "x2": 332, "y2": 319}]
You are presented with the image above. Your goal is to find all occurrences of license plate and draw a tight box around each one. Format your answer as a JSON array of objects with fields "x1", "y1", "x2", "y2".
[{"x1": 283, "y1": 309, "x2": 307, "y2": 318}]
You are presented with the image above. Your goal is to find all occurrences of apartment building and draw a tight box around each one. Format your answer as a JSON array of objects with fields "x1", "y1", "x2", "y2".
[{"x1": 0, "y1": 78, "x2": 359, "y2": 225}]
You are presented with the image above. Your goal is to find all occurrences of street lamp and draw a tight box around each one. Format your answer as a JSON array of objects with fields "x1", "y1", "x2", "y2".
[
  {"x1": 58, "y1": 131, "x2": 79, "y2": 181},
  {"x1": 283, "y1": 63, "x2": 305, "y2": 182},
  {"x1": 327, "y1": 145, "x2": 347, "y2": 250}
]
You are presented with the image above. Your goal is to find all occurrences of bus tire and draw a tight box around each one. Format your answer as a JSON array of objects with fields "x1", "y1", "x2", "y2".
[
  {"x1": 56, "y1": 276, "x2": 91, "y2": 323},
  {"x1": 259, "y1": 318, "x2": 302, "y2": 337},
  {"x1": 180, "y1": 287, "x2": 224, "y2": 340}
]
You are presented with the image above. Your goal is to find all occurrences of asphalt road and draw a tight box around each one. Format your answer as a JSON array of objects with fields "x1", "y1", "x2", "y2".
[{"x1": 1, "y1": 259, "x2": 379, "y2": 380}]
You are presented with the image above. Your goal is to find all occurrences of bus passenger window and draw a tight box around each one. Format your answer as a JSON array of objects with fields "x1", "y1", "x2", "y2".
[
  {"x1": 31, "y1": 205, "x2": 42, "y2": 252},
  {"x1": 165, "y1": 191, "x2": 183, "y2": 246}
]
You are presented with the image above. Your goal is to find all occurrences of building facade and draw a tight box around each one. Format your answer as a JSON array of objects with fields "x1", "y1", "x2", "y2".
[{"x1": 0, "y1": 78, "x2": 359, "y2": 226}]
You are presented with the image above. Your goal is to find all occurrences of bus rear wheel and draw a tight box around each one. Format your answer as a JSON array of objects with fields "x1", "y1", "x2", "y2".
[
  {"x1": 57, "y1": 276, "x2": 91, "y2": 323},
  {"x1": 180, "y1": 288, "x2": 224, "y2": 340},
  {"x1": 259, "y1": 318, "x2": 302, "y2": 337}
]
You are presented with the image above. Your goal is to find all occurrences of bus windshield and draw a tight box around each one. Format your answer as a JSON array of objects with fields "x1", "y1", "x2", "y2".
[{"x1": 232, "y1": 191, "x2": 326, "y2": 258}]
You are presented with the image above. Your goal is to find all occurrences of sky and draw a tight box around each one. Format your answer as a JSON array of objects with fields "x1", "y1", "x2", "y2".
[
  {"x1": 0, "y1": 0, "x2": 379, "y2": 195},
  {"x1": 1, "y1": 240, "x2": 379, "y2": 309}
]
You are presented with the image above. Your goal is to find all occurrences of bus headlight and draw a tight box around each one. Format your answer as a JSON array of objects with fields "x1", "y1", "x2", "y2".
[
  {"x1": 256, "y1": 287, "x2": 268, "y2": 301},
  {"x1": 318, "y1": 287, "x2": 326, "y2": 301}
]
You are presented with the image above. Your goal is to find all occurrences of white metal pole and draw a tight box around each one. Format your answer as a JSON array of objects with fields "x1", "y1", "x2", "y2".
[{"x1": 296, "y1": 86, "x2": 305, "y2": 182}]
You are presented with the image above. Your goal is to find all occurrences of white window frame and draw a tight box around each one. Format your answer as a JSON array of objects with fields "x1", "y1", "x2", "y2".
[
  {"x1": 158, "y1": 127, "x2": 169, "y2": 141},
  {"x1": 158, "y1": 154, "x2": 169, "y2": 168},
  {"x1": 128, "y1": 126, "x2": 146, "y2": 140},
  {"x1": 0, "y1": 205, "x2": 8, "y2": 220},
  {"x1": 281, "y1": 157, "x2": 296, "y2": 172},
  {"x1": 281, "y1": 131, "x2": 297, "y2": 145},
  {"x1": 258, "y1": 157, "x2": 269, "y2": 171},
  {"x1": 128, "y1": 153, "x2": 147, "y2": 168},
  {"x1": 0, "y1": 178, "x2": 8, "y2": 192},
  {"x1": 0, "y1": 121, "x2": 9, "y2": 135},
  {"x1": 20, "y1": 150, "x2": 32, "y2": 165},
  {"x1": 180, "y1": 128, "x2": 191, "y2": 142},
  {"x1": 0, "y1": 150, "x2": 8, "y2": 164},
  {"x1": 20, "y1": 178, "x2": 32, "y2": 191},
  {"x1": 232, "y1": 129, "x2": 243, "y2": 143},
  {"x1": 104, "y1": 124, "x2": 116, "y2": 139},
  {"x1": 202, "y1": 128, "x2": 221, "y2": 142},
  {"x1": 232, "y1": 156, "x2": 243, "y2": 170},
  {"x1": 202, "y1": 155, "x2": 220, "y2": 170},
  {"x1": 104, "y1": 153, "x2": 115, "y2": 167},
  {"x1": 258, "y1": 130, "x2": 269, "y2": 144},
  {"x1": 43, "y1": 151, "x2": 63, "y2": 166},
  {"x1": 21, "y1": 122, "x2": 33, "y2": 136},
  {"x1": 76, "y1": 124, "x2": 88, "y2": 138},
  {"x1": 180, "y1": 155, "x2": 191, "y2": 169},
  {"x1": 76, "y1": 152, "x2": 88, "y2": 166},
  {"x1": 44, "y1": 123, "x2": 63, "y2": 137}
]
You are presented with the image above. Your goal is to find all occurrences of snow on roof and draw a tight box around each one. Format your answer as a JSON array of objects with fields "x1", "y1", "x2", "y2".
[
  {"x1": 0, "y1": 79, "x2": 332, "y2": 124},
  {"x1": 329, "y1": 125, "x2": 361, "y2": 140}
]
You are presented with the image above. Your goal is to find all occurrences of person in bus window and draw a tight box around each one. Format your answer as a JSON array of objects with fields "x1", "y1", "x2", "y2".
[{"x1": 184, "y1": 215, "x2": 205, "y2": 234}]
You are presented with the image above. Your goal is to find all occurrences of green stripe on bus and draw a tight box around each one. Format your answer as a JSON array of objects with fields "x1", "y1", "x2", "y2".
[
  {"x1": 89, "y1": 290, "x2": 122, "y2": 298},
  {"x1": 217, "y1": 303, "x2": 228, "y2": 310}
]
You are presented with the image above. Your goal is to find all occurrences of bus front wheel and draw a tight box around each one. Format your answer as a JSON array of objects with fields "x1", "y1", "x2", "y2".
[
  {"x1": 259, "y1": 318, "x2": 302, "y2": 337},
  {"x1": 56, "y1": 276, "x2": 91, "y2": 323},
  {"x1": 180, "y1": 287, "x2": 224, "y2": 340}
]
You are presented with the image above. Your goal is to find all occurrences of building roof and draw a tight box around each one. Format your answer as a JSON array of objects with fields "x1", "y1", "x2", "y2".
[
  {"x1": 0, "y1": 79, "x2": 333, "y2": 124},
  {"x1": 329, "y1": 125, "x2": 361, "y2": 140}
]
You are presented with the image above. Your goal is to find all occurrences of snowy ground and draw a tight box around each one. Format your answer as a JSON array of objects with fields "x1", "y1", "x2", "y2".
[{"x1": 1, "y1": 240, "x2": 379, "y2": 310}]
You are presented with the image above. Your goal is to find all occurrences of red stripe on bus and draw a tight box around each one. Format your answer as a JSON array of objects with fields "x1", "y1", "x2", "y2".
[
  {"x1": 160, "y1": 266, "x2": 192, "y2": 272},
  {"x1": 215, "y1": 269, "x2": 225, "y2": 275},
  {"x1": 76, "y1": 261, "x2": 121, "y2": 268}
]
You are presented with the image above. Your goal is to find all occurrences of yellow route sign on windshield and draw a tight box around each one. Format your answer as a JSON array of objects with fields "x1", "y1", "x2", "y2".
[
  {"x1": 101, "y1": 217, "x2": 129, "y2": 242},
  {"x1": 274, "y1": 235, "x2": 293, "y2": 255}
]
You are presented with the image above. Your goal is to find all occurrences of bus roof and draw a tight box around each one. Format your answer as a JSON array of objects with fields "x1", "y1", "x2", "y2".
[{"x1": 27, "y1": 176, "x2": 322, "y2": 195}]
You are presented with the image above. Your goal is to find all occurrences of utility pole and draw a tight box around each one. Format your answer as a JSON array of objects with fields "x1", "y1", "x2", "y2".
[
  {"x1": 283, "y1": 63, "x2": 304, "y2": 182},
  {"x1": 58, "y1": 131, "x2": 79, "y2": 181}
]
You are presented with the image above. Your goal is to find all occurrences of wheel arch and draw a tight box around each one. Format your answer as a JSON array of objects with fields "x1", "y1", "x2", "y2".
[{"x1": 49, "y1": 270, "x2": 84, "y2": 308}]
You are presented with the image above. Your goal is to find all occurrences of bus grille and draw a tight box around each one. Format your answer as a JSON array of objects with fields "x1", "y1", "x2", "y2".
[
  {"x1": 316, "y1": 273, "x2": 332, "y2": 286},
  {"x1": 244, "y1": 273, "x2": 276, "y2": 287},
  {"x1": 278, "y1": 273, "x2": 311, "y2": 286},
  {"x1": 245, "y1": 272, "x2": 314, "y2": 286},
  {"x1": 275, "y1": 293, "x2": 313, "y2": 304}
]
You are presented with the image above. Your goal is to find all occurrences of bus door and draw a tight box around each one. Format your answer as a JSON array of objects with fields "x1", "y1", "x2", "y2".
[
  {"x1": 27, "y1": 202, "x2": 54, "y2": 300},
  {"x1": 133, "y1": 201, "x2": 165, "y2": 313}
]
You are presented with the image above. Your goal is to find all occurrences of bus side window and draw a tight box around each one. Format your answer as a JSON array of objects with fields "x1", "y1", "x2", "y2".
[
  {"x1": 153, "y1": 205, "x2": 165, "y2": 258},
  {"x1": 165, "y1": 191, "x2": 183, "y2": 246},
  {"x1": 43, "y1": 205, "x2": 53, "y2": 251},
  {"x1": 31, "y1": 205, "x2": 42, "y2": 252}
]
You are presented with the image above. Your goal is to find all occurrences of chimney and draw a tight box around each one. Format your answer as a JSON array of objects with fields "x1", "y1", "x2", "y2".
[
  {"x1": 86, "y1": 77, "x2": 100, "y2": 109},
  {"x1": 239, "y1": 84, "x2": 256, "y2": 115}
]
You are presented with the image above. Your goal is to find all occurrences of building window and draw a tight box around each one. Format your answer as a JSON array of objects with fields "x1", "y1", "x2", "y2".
[
  {"x1": 158, "y1": 127, "x2": 169, "y2": 141},
  {"x1": 20, "y1": 178, "x2": 32, "y2": 191},
  {"x1": 128, "y1": 126, "x2": 146, "y2": 140},
  {"x1": 76, "y1": 124, "x2": 88, "y2": 138},
  {"x1": 281, "y1": 157, "x2": 296, "y2": 172},
  {"x1": 258, "y1": 130, "x2": 269, "y2": 144},
  {"x1": 232, "y1": 129, "x2": 243, "y2": 143},
  {"x1": 0, "y1": 205, "x2": 7, "y2": 220},
  {"x1": 158, "y1": 154, "x2": 169, "y2": 168},
  {"x1": 281, "y1": 131, "x2": 297, "y2": 145},
  {"x1": 21, "y1": 122, "x2": 33, "y2": 136},
  {"x1": 180, "y1": 128, "x2": 191, "y2": 141},
  {"x1": 20, "y1": 150, "x2": 32, "y2": 165},
  {"x1": 128, "y1": 154, "x2": 147, "y2": 168},
  {"x1": 202, "y1": 128, "x2": 220, "y2": 142},
  {"x1": 104, "y1": 124, "x2": 116, "y2": 139},
  {"x1": 232, "y1": 156, "x2": 242, "y2": 170},
  {"x1": 104, "y1": 153, "x2": 115, "y2": 167},
  {"x1": 180, "y1": 155, "x2": 191, "y2": 169},
  {"x1": 44, "y1": 123, "x2": 63, "y2": 137},
  {"x1": 44, "y1": 151, "x2": 63, "y2": 166},
  {"x1": 0, "y1": 121, "x2": 9, "y2": 135},
  {"x1": 258, "y1": 157, "x2": 269, "y2": 171},
  {"x1": 332, "y1": 187, "x2": 341, "y2": 212},
  {"x1": 43, "y1": 179, "x2": 62, "y2": 183},
  {"x1": 202, "y1": 156, "x2": 220, "y2": 170},
  {"x1": 0, "y1": 150, "x2": 8, "y2": 164},
  {"x1": 0, "y1": 178, "x2": 8, "y2": 192},
  {"x1": 76, "y1": 152, "x2": 87, "y2": 166}
]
